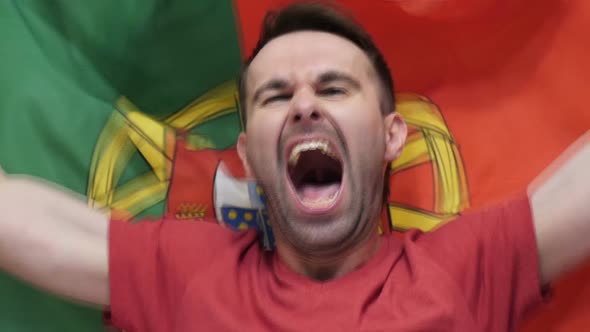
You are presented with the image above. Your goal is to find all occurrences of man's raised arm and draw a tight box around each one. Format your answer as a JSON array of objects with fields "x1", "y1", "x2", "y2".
[
  {"x1": 0, "y1": 167, "x2": 109, "y2": 306},
  {"x1": 529, "y1": 130, "x2": 590, "y2": 285}
]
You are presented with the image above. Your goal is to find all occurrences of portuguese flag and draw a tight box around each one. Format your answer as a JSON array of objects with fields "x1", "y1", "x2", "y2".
[{"x1": 0, "y1": 0, "x2": 588, "y2": 331}]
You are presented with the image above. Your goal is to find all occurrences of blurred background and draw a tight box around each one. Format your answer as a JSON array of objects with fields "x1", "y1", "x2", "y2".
[{"x1": 0, "y1": 1, "x2": 588, "y2": 331}]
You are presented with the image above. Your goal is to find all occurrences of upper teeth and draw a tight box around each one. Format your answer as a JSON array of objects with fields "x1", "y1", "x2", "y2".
[{"x1": 288, "y1": 140, "x2": 337, "y2": 166}]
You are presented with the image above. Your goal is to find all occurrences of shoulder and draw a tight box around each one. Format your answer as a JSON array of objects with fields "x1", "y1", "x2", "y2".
[
  {"x1": 110, "y1": 217, "x2": 260, "y2": 268},
  {"x1": 411, "y1": 193, "x2": 533, "y2": 249},
  {"x1": 393, "y1": 193, "x2": 535, "y2": 282}
]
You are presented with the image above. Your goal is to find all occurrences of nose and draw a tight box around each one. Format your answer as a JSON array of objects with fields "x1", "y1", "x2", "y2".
[{"x1": 289, "y1": 88, "x2": 322, "y2": 124}]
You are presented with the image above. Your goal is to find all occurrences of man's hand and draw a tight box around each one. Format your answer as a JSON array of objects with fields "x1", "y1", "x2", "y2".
[
  {"x1": 0, "y1": 169, "x2": 109, "y2": 306},
  {"x1": 529, "y1": 130, "x2": 590, "y2": 284}
]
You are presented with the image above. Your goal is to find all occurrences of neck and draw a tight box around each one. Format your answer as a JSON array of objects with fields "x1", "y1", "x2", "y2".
[{"x1": 275, "y1": 229, "x2": 382, "y2": 281}]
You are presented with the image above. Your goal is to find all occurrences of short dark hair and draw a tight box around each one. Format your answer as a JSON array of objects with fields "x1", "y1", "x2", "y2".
[{"x1": 238, "y1": 2, "x2": 395, "y2": 128}]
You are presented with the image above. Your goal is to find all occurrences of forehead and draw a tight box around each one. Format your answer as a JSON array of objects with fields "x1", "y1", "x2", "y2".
[{"x1": 246, "y1": 31, "x2": 374, "y2": 93}]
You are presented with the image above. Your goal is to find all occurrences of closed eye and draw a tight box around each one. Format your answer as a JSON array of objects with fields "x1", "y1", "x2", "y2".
[
  {"x1": 317, "y1": 87, "x2": 347, "y2": 97},
  {"x1": 263, "y1": 94, "x2": 292, "y2": 106}
]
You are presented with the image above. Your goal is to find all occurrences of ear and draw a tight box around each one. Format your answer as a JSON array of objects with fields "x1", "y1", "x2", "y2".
[
  {"x1": 383, "y1": 112, "x2": 408, "y2": 162},
  {"x1": 237, "y1": 132, "x2": 254, "y2": 178}
]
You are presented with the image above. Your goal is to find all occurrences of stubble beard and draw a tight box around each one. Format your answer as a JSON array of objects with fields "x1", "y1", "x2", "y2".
[{"x1": 260, "y1": 157, "x2": 385, "y2": 259}]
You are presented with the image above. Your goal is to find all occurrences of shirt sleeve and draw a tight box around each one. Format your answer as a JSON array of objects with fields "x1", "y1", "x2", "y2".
[
  {"x1": 414, "y1": 193, "x2": 545, "y2": 331},
  {"x1": 108, "y1": 218, "x2": 256, "y2": 332}
]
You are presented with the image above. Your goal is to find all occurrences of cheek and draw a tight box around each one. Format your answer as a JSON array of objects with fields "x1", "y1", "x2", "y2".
[
  {"x1": 247, "y1": 111, "x2": 280, "y2": 140},
  {"x1": 245, "y1": 113, "x2": 284, "y2": 166},
  {"x1": 248, "y1": 107, "x2": 286, "y2": 134},
  {"x1": 337, "y1": 102, "x2": 384, "y2": 145},
  {"x1": 335, "y1": 106, "x2": 386, "y2": 166}
]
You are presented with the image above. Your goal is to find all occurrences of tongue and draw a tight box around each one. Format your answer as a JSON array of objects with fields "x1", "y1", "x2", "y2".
[{"x1": 298, "y1": 183, "x2": 340, "y2": 203}]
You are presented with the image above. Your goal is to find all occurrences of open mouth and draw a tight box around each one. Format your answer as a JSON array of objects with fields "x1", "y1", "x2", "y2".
[{"x1": 286, "y1": 139, "x2": 344, "y2": 212}]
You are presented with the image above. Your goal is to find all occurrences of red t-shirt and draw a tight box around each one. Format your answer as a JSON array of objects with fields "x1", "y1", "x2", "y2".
[{"x1": 109, "y1": 194, "x2": 543, "y2": 331}]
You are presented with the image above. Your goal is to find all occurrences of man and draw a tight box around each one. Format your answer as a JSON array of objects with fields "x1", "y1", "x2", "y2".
[{"x1": 0, "y1": 2, "x2": 588, "y2": 331}]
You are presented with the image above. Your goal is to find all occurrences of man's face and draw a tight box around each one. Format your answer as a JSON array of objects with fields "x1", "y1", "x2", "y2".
[{"x1": 238, "y1": 31, "x2": 405, "y2": 253}]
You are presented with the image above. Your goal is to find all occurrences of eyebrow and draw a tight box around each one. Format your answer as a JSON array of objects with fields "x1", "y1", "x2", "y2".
[
  {"x1": 316, "y1": 70, "x2": 361, "y2": 90},
  {"x1": 252, "y1": 79, "x2": 290, "y2": 104},
  {"x1": 251, "y1": 70, "x2": 361, "y2": 104}
]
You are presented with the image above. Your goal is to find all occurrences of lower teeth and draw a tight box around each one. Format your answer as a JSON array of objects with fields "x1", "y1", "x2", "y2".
[{"x1": 302, "y1": 191, "x2": 339, "y2": 207}]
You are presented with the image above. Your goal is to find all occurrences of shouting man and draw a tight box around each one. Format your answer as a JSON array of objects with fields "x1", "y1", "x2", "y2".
[{"x1": 0, "y1": 3, "x2": 589, "y2": 331}]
